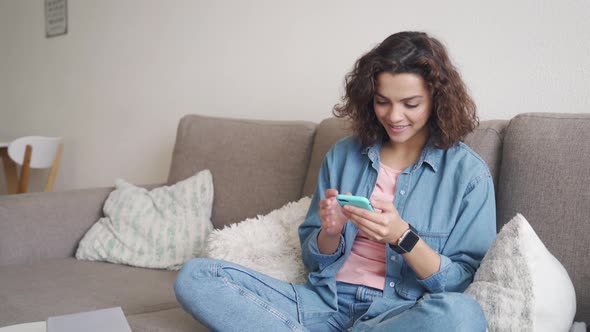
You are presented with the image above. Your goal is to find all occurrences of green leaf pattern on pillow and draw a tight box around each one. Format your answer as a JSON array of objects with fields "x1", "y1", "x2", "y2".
[{"x1": 76, "y1": 170, "x2": 214, "y2": 270}]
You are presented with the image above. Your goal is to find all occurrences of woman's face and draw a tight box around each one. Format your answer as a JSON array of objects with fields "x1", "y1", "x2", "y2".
[{"x1": 373, "y1": 72, "x2": 432, "y2": 148}]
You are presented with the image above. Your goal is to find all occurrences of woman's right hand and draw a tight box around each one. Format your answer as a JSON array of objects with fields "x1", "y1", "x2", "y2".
[{"x1": 319, "y1": 189, "x2": 351, "y2": 236}]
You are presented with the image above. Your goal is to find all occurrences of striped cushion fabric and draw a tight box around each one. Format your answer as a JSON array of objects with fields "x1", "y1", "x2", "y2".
[{"x1": 76, "y1": 170, "x2": 214, "y2": 270}]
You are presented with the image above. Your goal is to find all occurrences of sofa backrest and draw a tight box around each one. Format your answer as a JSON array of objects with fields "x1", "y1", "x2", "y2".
[
  {"x1": 302, "y1": 117, "x2": 353, "y2": 197},
  {"x1": 496, "y1": 112, "x2": 590, "y2": 323},
  {"x1": 168, "y1": 114, "x2": 316, "y2": 229},
  {"x1": 462, "y1": 120, "x2": 508, "y2": 191},
  {"x1": 302, "y1": 118, "x2": 508, "y2": 198}
]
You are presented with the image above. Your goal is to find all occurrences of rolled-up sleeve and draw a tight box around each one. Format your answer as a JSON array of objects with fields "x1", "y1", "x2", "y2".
[
  {"x1": 416, "y1": 255, "x2": 452, "y2": 293},
  {"x1": 304, "y1": 228, "x2": 345, "y2": 271},
  {"x1": 417, "y1": 173, "x2": 496, "y2": 293}
]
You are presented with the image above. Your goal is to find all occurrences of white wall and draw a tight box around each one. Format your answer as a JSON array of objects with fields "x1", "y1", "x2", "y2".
[{"x1": 1, "y1": 0, "x2": 589, "y2": 193}]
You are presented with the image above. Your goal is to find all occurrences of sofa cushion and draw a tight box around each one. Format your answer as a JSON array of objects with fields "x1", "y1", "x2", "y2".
[
  {"x1": 168, "y1": 114, "x2": 316, "y2": 229},
  {"x1": 302, "y1": 117, "x2": 352, "y2": 197},
  {"x1": 496, "y1": 112, "x2": 590, "y2": 323},
  {"x1": 0, "y1": 258, "x2": 178, "y2": 326},
  {"x1": 302, "y1": 118, "x2": 507, "y2": 197},
  {"x1": 463, "y1": 120, "x2": 508, "y2": 190},
  {"x1": 465, "y1": 214, "x2": 576, "y2": 331},
  {"x1": 205, "y1": 196, "x2": 311, "y2": 284},
  {"x1": 76, "y1": 170, "x2": 214, "y2": 270}
]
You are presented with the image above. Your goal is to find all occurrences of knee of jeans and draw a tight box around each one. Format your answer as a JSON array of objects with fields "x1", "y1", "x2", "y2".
[
  {"x1": 174, "y1": 258, "x2": 216, "y2": 298},
  {"x1": 428, "y1": 293, "x2": 486, "y2": 331}
]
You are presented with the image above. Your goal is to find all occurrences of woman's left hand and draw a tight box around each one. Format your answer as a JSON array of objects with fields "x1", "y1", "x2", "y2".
[{"x1": 343, "y1": 199, "x2": 409, "y2": 245}]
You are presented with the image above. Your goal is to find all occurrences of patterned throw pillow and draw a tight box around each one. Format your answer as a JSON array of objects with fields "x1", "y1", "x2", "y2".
[
  {"x1": 76, "y1": 169, "x2": 214, "y2": 270},
  {"x1": 465, "y1": 214, "x2": 576, "y2": 332}
]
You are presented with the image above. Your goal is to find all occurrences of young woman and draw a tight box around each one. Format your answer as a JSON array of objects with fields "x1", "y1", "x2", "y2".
[{"x1": 175, "y1": 31, "x2": 496, "y2": 332}]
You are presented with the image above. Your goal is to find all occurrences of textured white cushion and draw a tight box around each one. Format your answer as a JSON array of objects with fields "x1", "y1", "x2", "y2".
[
  {"x1": 205, "y1": 196, "x2": 311, "y2": 284},
  {"x1": 76, "y1": 170, "x2": 214, "y2": 270},
  {"x1": 465, "y1": 213, "x2": 576, "y2": 332}
]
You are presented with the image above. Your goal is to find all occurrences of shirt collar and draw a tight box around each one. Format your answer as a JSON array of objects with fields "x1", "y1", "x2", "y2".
[
  {"x1": 415, "y1": 139, "x2": 442, "y2": 173},
  {"x1": 362, "y1": 138, "x2": 442, "y2": 173}
]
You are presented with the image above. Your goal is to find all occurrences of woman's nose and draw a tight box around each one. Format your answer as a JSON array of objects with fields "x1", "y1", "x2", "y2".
[{"x1": 388, "y1": 105, "x2": 405, "y2": 122}]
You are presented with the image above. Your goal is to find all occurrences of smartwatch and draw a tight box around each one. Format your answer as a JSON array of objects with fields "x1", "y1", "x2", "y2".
[{"x1": 390, "y1": 224, "x2": 420, "y2": 254}]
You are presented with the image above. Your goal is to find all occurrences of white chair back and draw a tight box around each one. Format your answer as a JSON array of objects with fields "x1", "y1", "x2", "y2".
[{"x1": 8, "y1": 136, "x2": 63, "y2": 168}]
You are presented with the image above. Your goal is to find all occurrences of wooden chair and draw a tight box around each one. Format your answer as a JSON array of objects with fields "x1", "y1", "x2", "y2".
[{"x1": 7, "y1": 136, "x2": 64, "y2": 193}]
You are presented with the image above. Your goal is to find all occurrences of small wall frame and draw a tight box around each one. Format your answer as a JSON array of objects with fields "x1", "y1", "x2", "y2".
[{"x1": 45, "y1": 0, "x2": 68, "y2": 38}]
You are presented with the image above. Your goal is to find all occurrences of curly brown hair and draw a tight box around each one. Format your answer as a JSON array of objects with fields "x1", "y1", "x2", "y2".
[{"x1": 333, "y1": 31, "x2": 478, "y2": 149}]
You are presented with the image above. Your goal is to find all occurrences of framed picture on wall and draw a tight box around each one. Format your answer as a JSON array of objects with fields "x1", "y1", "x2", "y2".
[{"x1": 45, "y1": 0, "x2": 67, "y2": 38}]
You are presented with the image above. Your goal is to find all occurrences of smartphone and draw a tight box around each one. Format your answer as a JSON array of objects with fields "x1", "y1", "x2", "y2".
[{"x1": 336, "y1": 194, "x2": 374, "y2": 212}]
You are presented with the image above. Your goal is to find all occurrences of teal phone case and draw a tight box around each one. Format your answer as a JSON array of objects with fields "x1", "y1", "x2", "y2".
[{"x1": 336, "y1": 194, "x2": 374, "y2": 212}]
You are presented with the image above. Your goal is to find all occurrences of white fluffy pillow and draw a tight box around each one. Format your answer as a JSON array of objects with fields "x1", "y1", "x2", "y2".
[
  {"x1": 465, "y1": 213, "x2": 576, "y2": 332},
  {"x1": 205, "y1": 196, "x2": 311, "y2": 284},
  {"x1": 76, "y1": 169, "x2": 214, "y2": 270}
]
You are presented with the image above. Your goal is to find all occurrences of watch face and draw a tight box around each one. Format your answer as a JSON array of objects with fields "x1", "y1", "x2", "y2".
[
  {"x1": 400, "y1": 230, "x2": 419, "y2": 252},
  {"x1": 391, "y1": 225, "x2": 419, "y2": 254}
]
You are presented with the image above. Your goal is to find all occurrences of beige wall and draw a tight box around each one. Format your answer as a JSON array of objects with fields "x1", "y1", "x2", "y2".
[{"x1": 0, "y1": 0, "x2": 589, "y2": 193}]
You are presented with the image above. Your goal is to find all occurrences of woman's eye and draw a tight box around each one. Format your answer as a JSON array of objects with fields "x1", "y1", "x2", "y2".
[
  {"x1": 406, "y1": 104, "x2": 419, "y2": 109},
  {"x1": 375, "y1": 100, "x2": 388, "y2": 105}
]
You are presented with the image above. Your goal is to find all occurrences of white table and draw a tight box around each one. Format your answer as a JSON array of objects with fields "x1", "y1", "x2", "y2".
[
  {"x1": 0, "y1": 322, "x2": 45, "y2": 332},
  {"x1": 0, "y1": 307, "x2": 132, "y2": 332}
]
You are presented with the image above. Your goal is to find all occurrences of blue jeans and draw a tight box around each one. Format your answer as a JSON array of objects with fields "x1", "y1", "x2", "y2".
[{"x1": 174, "y1": 258, "x2": 486, "y2": 331}]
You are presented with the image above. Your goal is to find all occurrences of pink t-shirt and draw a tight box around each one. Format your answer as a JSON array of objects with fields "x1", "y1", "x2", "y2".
[{"x1": 334, "y1": 163, "x2": 402, "y2": 290}]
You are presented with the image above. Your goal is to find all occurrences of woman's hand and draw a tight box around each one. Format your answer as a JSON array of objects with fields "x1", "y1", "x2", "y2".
[
  {"x1": 343, "y1": 199, "x2": 409, "y2": 245},
  {"x1": 344, "y1": 199, "x2": 442, "y2": 279},
  {"x1": 319, "y1": 189, "x2": 351, "y2": 236}
]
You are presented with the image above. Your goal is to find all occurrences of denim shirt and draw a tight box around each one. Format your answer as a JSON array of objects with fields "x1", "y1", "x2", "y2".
[{"x1": 296, "y1": 136, "x2": 496, "y2": 324}]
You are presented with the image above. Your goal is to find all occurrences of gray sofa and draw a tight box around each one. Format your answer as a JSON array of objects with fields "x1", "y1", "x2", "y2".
[{"x1": 1, "y1": 112, "x2": 588, "y2": 331}]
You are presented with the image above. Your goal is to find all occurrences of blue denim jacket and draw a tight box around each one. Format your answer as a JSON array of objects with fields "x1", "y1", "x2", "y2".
[{"x1": 296, "y1": 136, "x2": 496, "y2": 324}]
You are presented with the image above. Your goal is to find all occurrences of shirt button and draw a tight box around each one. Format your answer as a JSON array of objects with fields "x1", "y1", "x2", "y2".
[
  {"x1": 389, "y1": 281, "x2": 395, "y2": 288},
  {"x1": 390, "y1": 256, "x2": 396, "y2": 262},
  {"x1": 362, "y1": 316, "x2": 371, "y2": 321},
  {"x1": 400, "y1": 190, "x2": 406, "y2": 195}
]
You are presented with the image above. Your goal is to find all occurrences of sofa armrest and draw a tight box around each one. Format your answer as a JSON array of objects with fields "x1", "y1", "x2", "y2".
[
  {"x1": 0, "y1": 187, "x2": 112, "y2": 266},
  {"x1": 0, "y1": 183, "x2": 163, "y2": 266}
]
